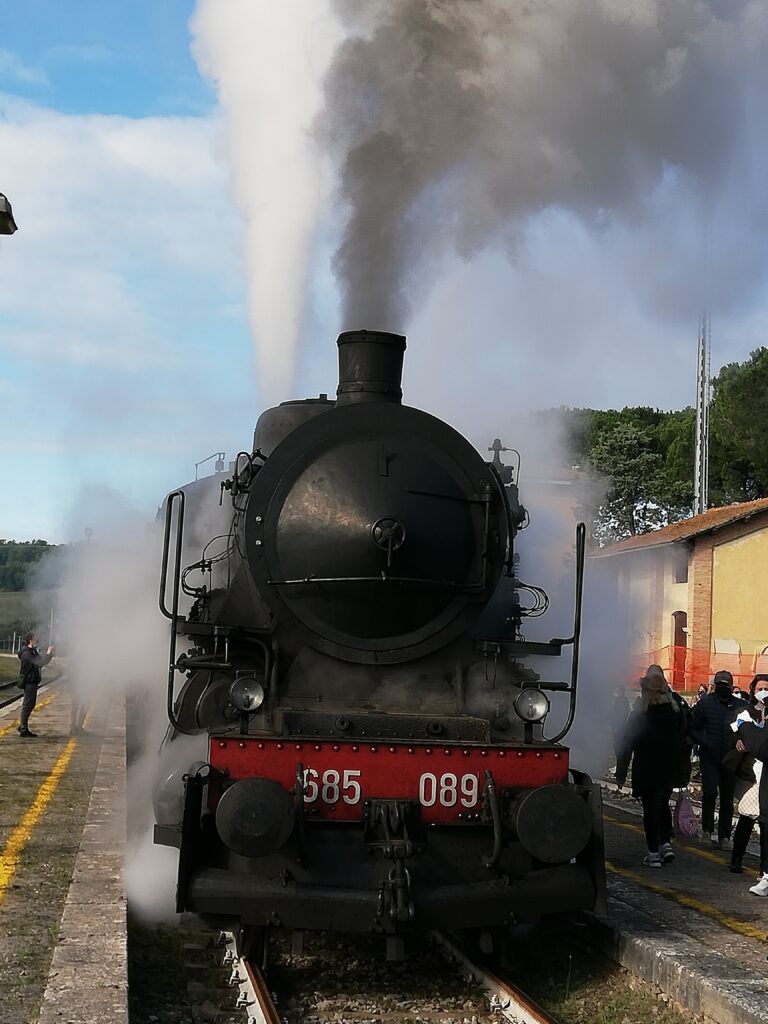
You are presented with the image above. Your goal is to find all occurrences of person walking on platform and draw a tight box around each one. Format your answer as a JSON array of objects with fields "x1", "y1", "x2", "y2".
[
  {"x1": 616, "y1": 665, "x2": 691, "y2": 868},
  {"x1": 17, "y1": 633, "x2": 54, "y2": 738},
  {"x1": 733, "y1": 676, "x2": 768, "y2": 896},
  {"x1": 690, "y1": 670, "x2": 750, "y2": 848}
]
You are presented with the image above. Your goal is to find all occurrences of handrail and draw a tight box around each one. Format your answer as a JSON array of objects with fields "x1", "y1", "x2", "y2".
[
  {"x1": 546, "y1": 521, "x2": 586, "y2": 744},
  {"x1": 159, "y1": 489, "x2": 185, "y2": 619},
  {"x1": 160, "y1": 490, "x2": 189, "y2": 734},
  {"x1": 487, "y1": 461, "x2": 515, "y2": 576}
]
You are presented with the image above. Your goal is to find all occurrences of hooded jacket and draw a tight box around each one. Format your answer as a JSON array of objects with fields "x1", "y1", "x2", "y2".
[
  {"x1": 616, "y1": 701, "x2": 690, "y2": 796},
  {"x1": 18, "y1": 645, "x2": 52, "y2": 687}
]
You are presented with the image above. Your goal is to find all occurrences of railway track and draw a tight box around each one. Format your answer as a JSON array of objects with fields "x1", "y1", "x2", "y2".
[
  {"x1": 159, "y1": 924, "x2": 563, "y2": 1024},
  {"x1": 0, "y1": 677, "x2": 54, "y2": 711},
  {"x1": 218, "y1": 929, "x2": 561, "y2": 1024}
]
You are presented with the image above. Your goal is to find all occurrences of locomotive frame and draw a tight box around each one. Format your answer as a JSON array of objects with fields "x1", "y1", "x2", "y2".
[{"x1": 153, "y1": 330, "x2": 606, "y2": 959}]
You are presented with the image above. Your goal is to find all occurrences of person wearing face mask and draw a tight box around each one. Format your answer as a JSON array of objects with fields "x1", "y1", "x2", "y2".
[
  {"x1": 733, "y1": 676, "x2": 768, "y2": 895},
  {"x1": 689, "y1": 670, "x2": 750, "y2": 848}
]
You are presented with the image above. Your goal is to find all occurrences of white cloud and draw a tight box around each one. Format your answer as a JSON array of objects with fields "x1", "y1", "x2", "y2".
[
  {"x1": 0, "y1": 95, "x2": 258, "y2": 540},
  {"x1": 0, "y1": 49, "x2": 47, "y2": 87}
]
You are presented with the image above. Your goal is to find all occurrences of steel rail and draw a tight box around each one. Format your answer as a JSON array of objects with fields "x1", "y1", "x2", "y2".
[
  {"x1": 0, "y1": 674, "x2": 60, "y2": 712},
  {"x1": 219, "y1": 932, "x2": 282, "y2": 1024},
  {"x1": 432, "y1": 930, "x2": 563, "y2": 1024}
]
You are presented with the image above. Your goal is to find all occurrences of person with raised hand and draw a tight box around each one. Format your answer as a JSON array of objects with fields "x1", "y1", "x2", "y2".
[{"x1": 17, "y1": 632, "x2": 54, "y2": 738}]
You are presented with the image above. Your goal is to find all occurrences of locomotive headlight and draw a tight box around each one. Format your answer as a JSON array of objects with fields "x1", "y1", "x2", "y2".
[
  {"x1": 229, "y1": 676, "x2": 265, "y2": 713},
  {"x1": 514, "y1": 688, "x2": 550, "y2": 723}
]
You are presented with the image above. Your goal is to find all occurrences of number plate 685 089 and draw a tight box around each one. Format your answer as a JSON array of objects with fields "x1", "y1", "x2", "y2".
[{"x1": 208, "y1": 737, "x2": 568, "y2": 824}]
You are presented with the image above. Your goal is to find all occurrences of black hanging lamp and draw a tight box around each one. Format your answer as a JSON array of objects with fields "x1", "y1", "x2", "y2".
[{"x1": 0, "y1": 193, "x2": 18, "y2": 235}]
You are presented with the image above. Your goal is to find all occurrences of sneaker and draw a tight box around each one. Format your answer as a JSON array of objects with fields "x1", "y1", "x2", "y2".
[
  {"x1": 720, "y1": 837, "x2": 733, "y2": 852},
  {"x1": 702, "y1": 831, "x2": 713, "y2": 844},
  {"x1": 710, "y1": 836, "x2": 722, "y2": 849},
  {"x1": 730, "y1": 857, "x2": 743, "y2": 874},
  {"x1": 749, "y1": 874, "x2": 768, "y2": 897},
  {"x1": 18, "y1": 729, "x2": 37, "y2": 738},
  {"x1": 659, "y1": 842, "x2": 675, "y2": 864},
  {"x1": 643, "y1": 852, "x2": 662, "y2": 868}
]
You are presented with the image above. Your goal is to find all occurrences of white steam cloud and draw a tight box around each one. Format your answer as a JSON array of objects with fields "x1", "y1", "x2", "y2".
[
  {"x1": 33, "y1": 488, "x2": 194, "y2": 920},
  {"x1": 189, "y1": 1, "x2": 768, "y2": 403},
  {"x1": 190, "y1": 0, "x2": 340, "y2": 402}
]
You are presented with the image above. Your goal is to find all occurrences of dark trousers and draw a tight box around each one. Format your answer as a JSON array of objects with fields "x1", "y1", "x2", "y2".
[
  {"x1": 732, "y1": 815, "x2": 768, "y2": 873},
  {"x1": 641, "y1": 787, "x2": 673, "y2": 853},
  {"x1": 700, "y1": 756, "x2": 736, "y2": 839},
  {"x1": 20, "y1": 682, "x2": 38, "y2": 731}
]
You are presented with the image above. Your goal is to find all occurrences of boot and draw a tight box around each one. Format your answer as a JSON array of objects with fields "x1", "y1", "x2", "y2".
[{"x1": 729, "y1": 856, "x2": 743, "y2": 874}]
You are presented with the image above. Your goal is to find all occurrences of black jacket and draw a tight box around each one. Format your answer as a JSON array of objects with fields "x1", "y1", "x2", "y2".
[
  {"x1": 617, "y1": 701, "x2": 690, "y2": 797},
  {"x1": 739, "y1": 722, "x2": 768, "y2": 824},
  {"x1": 18, "y1": 645, "x2": 52, "y2": 686},
  {"x1": 689, "y1": 692, "x2": 750, "y2": 764}
]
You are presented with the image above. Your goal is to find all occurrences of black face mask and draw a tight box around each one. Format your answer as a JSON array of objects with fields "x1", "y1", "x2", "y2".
[{"x1": 715, "y1": 685, "x2": 732, "y2": 703}]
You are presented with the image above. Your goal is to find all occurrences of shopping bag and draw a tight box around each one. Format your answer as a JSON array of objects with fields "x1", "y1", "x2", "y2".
[{"x1": 673, "y1": 790, "x2": 698, "y2": 837}]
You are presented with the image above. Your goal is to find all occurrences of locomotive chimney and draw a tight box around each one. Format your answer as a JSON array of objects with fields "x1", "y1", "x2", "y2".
[{"x1": 335, "y1": 330, "x2": 406, "y2": 405}]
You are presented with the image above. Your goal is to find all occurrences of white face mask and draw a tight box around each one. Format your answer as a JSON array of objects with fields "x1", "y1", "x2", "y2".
[{"x1": 755, "y1": 688, "x2": 768, "y2": 703}]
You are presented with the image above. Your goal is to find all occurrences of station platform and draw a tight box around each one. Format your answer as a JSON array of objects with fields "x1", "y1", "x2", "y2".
[
  {"x1": 0, "y1": 679, "x2": 127, "y2": 1024},
  {"x1": 592, "y1": 785, "x2": 768, "y2": 1024}
]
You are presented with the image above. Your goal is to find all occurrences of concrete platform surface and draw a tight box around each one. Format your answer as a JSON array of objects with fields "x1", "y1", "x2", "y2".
[
  {"x1": 594, "y1": 790, "x2": 768, "y2": 1024},
  {"x1": 0, "y1": 682, "x2": 127, "y2": 1024}
]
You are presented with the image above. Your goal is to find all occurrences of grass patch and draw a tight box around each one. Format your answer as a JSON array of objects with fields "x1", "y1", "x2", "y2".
[
  {"x1": 0, "y1": 659, "x2": 21, "y2": 684},
  {"x1": 128, "y1": 918, "x2": 194, "y2": 1022},
  {"x1": 505, "y1": 925, "x2": 696, "y2": 1024},
  {"x1": 0, "y1": 659, "x2": 62, "y2": 686}
]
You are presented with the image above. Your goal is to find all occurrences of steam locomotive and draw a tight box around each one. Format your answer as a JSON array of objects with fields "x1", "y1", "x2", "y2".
[{"x1": 153, "y1": 330, "x2": 605, "y2": 960}]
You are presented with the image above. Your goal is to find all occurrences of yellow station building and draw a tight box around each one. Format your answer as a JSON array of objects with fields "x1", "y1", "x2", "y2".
[{"x1": 593, "y1": 499, "x2": 768, "y2": 690}]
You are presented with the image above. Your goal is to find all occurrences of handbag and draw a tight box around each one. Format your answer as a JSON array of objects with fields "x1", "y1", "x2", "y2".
[
  {"x1": 673, "y1": 789, "x2": 698, "y2": 837},
  {"x1": 738, "y1": 762, "x2": 762, "y2": 819}
]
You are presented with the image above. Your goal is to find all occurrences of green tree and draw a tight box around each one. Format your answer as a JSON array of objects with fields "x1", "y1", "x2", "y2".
[
  {"x1": 586, "y1": 422, "x2": 691, "y2": 543},
  {"x1": 710, "y1": 348, "x2": 768, "y2": 502},
  {"x1": 587, "y1": 423, "x2": 660, "y2": 540},
  {"x1": 0, "y1": 541, "x2": 57, "y2": 591}
]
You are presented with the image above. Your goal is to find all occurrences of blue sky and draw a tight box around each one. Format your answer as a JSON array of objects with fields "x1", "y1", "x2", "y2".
[
  {"x1": 0, "y1": 2, "x2": 254, "y2": 541},
  {"x1": 2, "y1": 1, "x2": 768, "y2": 543},
  {"x1": 1, "y1": 1, "x2": 212, "y2": 117}
]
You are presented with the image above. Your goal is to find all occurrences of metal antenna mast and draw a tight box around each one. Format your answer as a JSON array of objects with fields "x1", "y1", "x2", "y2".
[{"x1": 693, "y1": 310, "x2": 710, "y2": 515}]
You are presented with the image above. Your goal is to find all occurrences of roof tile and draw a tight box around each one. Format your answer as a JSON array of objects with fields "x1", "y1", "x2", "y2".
[{"x1": 593, "y1": 497, "x2": 768, "y2": 556}]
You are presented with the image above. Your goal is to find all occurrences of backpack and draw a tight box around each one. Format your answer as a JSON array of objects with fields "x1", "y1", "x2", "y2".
[{"x1": 15, "y1": 654, "x2": 31, "y2": 689}]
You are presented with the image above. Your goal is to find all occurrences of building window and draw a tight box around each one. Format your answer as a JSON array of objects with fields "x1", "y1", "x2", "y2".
[{"x1": 674, "y1": 546, "x2": 688, "y2": 584}]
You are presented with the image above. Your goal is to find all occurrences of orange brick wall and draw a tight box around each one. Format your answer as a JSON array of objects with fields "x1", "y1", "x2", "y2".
[
  {"x1": 690, "y1": 534, "x2": 714, "y2": 656},
  {"x1": 689, "y1": 512, "x2": 768, "y2": 657}
]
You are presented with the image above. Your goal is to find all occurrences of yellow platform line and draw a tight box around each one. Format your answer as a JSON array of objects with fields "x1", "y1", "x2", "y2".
[
  {"x1": 606, "y1": 860, "x2": 766, "y2": 943},
  {"x1": 0, "y1": 691, "x2": 59, "y2": 738},
  {"x1": 0, "y1": 737, "x2": 77, "y2": 906},
  {"x1": 604, "y1": 813, "x2": 727, "y2": 865}
]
